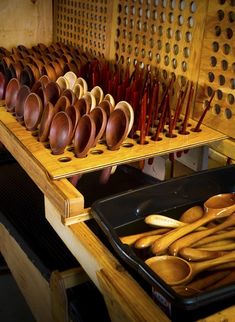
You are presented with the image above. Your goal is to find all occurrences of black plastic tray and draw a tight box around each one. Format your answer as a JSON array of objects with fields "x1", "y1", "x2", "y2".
[{"x1": 91, "y1": 165, "x2": 235, "y2": 321}]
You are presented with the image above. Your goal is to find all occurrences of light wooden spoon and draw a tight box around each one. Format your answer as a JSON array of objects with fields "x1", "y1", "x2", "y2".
[{"x1": 151, "y1": 193, "x2": 235, "y2": 255}]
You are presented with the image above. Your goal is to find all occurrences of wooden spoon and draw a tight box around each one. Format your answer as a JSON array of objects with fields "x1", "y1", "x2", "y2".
[
  {"x1": 193, "y1": 229, "x2": 235, "y2": 248},
  {"x1": 120, "y1": 228, "x2": 170, "y2": 246},
  {"x1": 145, "y1": 214, "x2": 186, "y2": 228},
  {"x1": 145, "y1": 251, "x2": 235, "y2": 286},
  {"x1": 179, "y1": 205, "x2": 204, "y2": 223},
  {"x1": 168, "y1": 212, "x2": 235, "y2": 255},
  {"x1": 187, "y1": 270, "x2": 231, "y2": 291},
  {"x1": 151, "y1": 193, "x2": 235, "y2": 255},
  {"x1": 179, "y1": 247, "x2": 227, "y2": 262}
]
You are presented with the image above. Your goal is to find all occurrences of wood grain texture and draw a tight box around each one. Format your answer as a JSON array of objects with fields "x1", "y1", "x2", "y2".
[
  {"x1": 0, "y1": 106, "x2": 227, "y2": 180},
  {"x1": 45, "y1": 197, "x2": 170, "y2": 322},
  {"x1": 0, "y1": 0, "x2": 52, "y2": 49},
  {"x1": 0, "y1": 223, "x2": 53, "y2": 322}
]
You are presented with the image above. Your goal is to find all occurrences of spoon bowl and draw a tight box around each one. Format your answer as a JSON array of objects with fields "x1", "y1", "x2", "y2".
[{"x1": 145, "y1": 251, "x2": 235, "y2": 286}]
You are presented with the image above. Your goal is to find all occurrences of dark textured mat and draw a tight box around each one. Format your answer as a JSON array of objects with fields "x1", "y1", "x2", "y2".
[{"x1": 0, "y1": 161, "x2": 78, "y2": 277}]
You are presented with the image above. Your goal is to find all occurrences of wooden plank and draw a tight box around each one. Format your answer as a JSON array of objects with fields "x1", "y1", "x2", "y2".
[
  {"x1": 45, "y1": 197, "x2": 170, "y2": 322},
  {"x1": 0, "y1": 223, "x2": 53, "y2": 322},
  {"x1": 209, "y1": 138, "x2": 235, "y2": 161},
  {"x1": 0, "y1": 109, "x2": 85, "y2": 219},
  {"x1": 0, "y1": 107, "x2": 227, "y2": 180},
  {"x1": 0, "y1": 0, "x2": 52, "y2": 49}
]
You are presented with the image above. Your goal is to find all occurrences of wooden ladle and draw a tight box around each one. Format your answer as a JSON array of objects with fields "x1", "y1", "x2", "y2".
[
  {"x1": 145, "y1": 251, "x2": 235, "y2": 286},
  {"x1": 151, "y1": 193, "x2": 235, "y2": 255}
]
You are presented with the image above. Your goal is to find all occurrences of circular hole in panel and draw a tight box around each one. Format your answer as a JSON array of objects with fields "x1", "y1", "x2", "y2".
[
  {"x1": 170, "y1": 0, "x2": 176, "y2": 9},
  {"x1": 131, "y1": 5, "x2": 136, "y2": 15},
  {"x1": 218, "y1": 0, "x2": 226, "y2": 4},
  {"x1": 164, "y1": 55, "x2": 170, "y2": 66},
  {"x1": 228, "y1": 11, "x2": 235, "y2": 23},
  {"x1": 173, "y1": 44, "x2": 179, "y2": 55},
  {"x1": 212, "y1": 41, "x2": 219, "y2": 52},
  {"x1": 115, "y1": 41, "x2": 119, "y2": 50},
  {"x1": 167, "y1": 27, "x2": 173, "y2": 38},
  {"x1": 163, "y1": 69, "x2": 168, "y2": 79},
  {"x1": 156, "y1": 53, "x2": 161, "y2": 63},
  {"x1": 127, "y1": 44, "x2": 132, "y2": 54},
  {"x1": 162, "y1": 0, "x2": 167, "y2": 8},
  {"x1": 158, "y1": 25, "x2": 163, "y2": 36},
  {"x1": 118, "y1": 4, "x2": 122, "y2": 13},
  {"x1": 182, "y1": 61, "x2": 187, "y2": 72},
  {"x1": 224, "y1": 108, "x2": 233, "y2": 119},
  {"x1": 139, "y1": 61, "x2": 145, "y2": 69},
  {"x1": 67, "y1": 146, "x2": 75, "y2": 152},
  {"x1": 215, "y1": 25, "x2": 221, "y2": 36},
  {"x1": 217, "y1": 89, "x2": 223, "y2": 100},
  {"x1": 137, "y1": 20, "x2": 142, "y2": 31},
  {"x1": 214, "y1": 104, "x2": 221, "y2": 114},
  {"x1": 58, "y1": 157, "x2": 72, "y2": 163},
  {"x1": 176, "y1": 30, "x2": 182, "y2": 41},
  {"x1": 217, "y1": 9, "x2": 225, "y2": 21},
  {"x1": 165, "y1": 42, "x2": 171, "y2": 53},
  {"x1": 141, "y1": 48, "x2": 146, "y2": 58},
  {"x1": 123, "y1": 29, "x2": 127, "y2": 38},
  {"x1": 228, "y1": 93, "x2": 235, "y2": 104},
  {"x1": 157, "y1": 39, "x2": 162, "y2": 50},
  {"x1": 133, "y1": 59, "x2": 138, "y2": 67},
  {"x1": 221, "y1": 59, "x2": 228, "y2": 70},
  {"x1": 90, "y1": 149, "x2": 103, "y2": 155},
  {"x1": 178, "y1": 15, "x2": 184, "y2": 26},
  {"x1": 183, "y1": 47, "x2": 190, "y2": 58},
  {"x1": 160, "y1": 12, "x2": 166, "y2": 22},
  {"x1": 208, "y1": 72, "x2": 215, "y2": 82},
  {"x1": 122, "y1": 142, "x2": 134, "y2": 148},
  {"x1": 138, "y1": 7, "x2": 143, "y2": 17},
  {"x1": 117, "y1": 16, "x2": 121, "y2": 25},
  {"x1": 168, "y1": 12, "x2": 174, "y2": 23},
  {"x1": 231, "y1": 0, "x2": 235, "y2": 6},
  {"x1": 179, "y1": 0, "x2": 186, "y2": 10},
  {"x1": 211, "y1": 56, "x2": 217, "y2": 67},
  {"x1": 190, "y1": 1, "x2": 196, "y2": 13},
  {"x1": 231, "y1": 78, "x2": 235, "y2": 89},
  {"x1": 223, "y1": 43, "x2": 231, "y2": 55},
  {"x1": 128, "y1": 31, "x2": 133, "y2": 41},
  {"x1": 124, "y1": 5, "x2": 129, "y2": 14},
  {"x1": 148, "y1": 50, "x2": 153, "y2": 60},
  {"x1": 146, "y1": 9, "x2": 150, "y2": 19},
  {"x1": 135, "y1": 46, "x2": 139, "y2": 56},
  {"x1": 130, "y1": 19, "x2": 134, "y2": 28},
  {"x1": 151, "y1": 24, "x2": 157, "y2": 34},
  {"x1": 143, "y1": 22, "x2": 148, "y2": 32},
  {"x1": 150, "y1": 38, "x2": 154, "y2": 48},
  {"x1": 226, "y1": 28, "x2": 233, "y2": 39},
  {"x1": 219, "y1": 74, "x2": 226, "y2": 85},
  {"x1": 188, "y1": 16, "x2": 194, "y2": 28},
  {"x1": 122, "y1": 43, "x2": 126, "y2": 52},
  {"x1": 172, "y1": 58, "x2": 177, "y2": 69},
  {"x1": 185, "y1": 31, "x2": 192, "y2": 42},
  {"x1": 207, "y1": 86, "x2": 213, "y2": 96},
  {"x1": 154, "y1": 0, "x2": 159, "y2": 5},
  {"x1": 153, "y1": 10, "x2": 158, "y2": 20},
  {"x1": 142, "y1": 35, "x2": 147, "y2": 45},
  {"x1": 135, "y1": 34, "x2": 140, "y2": 43}
]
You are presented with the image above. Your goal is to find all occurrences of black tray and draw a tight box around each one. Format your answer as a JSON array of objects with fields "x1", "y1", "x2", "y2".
[{"x1": 91, "y1": 165, "x2": 235, "y2": 321}]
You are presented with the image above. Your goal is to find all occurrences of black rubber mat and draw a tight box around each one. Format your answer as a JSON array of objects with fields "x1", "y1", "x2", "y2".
[{"x1": 0, "y1": 161, "x2": 79, "y2": 277}]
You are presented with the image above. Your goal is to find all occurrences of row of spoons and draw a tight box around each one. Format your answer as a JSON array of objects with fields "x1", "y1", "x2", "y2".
[
  {"x1": 120, "y1": 193, "x2": 235, "y2": 291},
  {"x1": 4, "y1": 72, "x2": 134, "y2": 159}
]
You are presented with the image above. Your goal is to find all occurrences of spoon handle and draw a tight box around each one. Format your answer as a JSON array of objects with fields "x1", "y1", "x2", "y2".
[
  {"x1": 120, "y1": 228, "x2": 169, "y2": 246},
  {"x1": 193, "y1": 251, "x2": 235, "y2": 276},
  {"x1": 193, "y1": 229, "x2": 235, "y2": 247},
  {"x1": 145, "y1": 214, "x2": 186, "y2": 228},
  {"x1": 151, "y1": 213, "x2": 215, "y2": 255},
  {"x1": 134, "y1": 234, "x2": 163, "y2": 249},
  {"x1": 168, "y1": 213, "x2": 235, "y2": 255}
]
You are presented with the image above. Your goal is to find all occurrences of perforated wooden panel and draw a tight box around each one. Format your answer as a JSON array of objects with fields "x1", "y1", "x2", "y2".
[
  {"x1": 53, "y1": 0, "x2": 235, "y2": 138},
  {"x1": 53, "y1": 0, "x2": 116, "y2": 59},
  {"x1": 194, "y1": 0, "x2": 235, "y2": 138}
]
